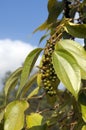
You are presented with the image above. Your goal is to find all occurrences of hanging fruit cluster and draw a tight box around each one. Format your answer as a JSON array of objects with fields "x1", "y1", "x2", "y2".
[{"x1": 40, "y1": 31, "x2": 62, "y2": 96}]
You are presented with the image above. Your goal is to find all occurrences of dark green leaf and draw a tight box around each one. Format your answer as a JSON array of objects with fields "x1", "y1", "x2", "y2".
[
  {"x1": 4, "y1": 67, "x2": 22, "y2": 97},
  {"x1": 47, "y1": 0, "x2": 63, "y2": 23},
  {"x1": 78, "y1": 92, "x2": 86, "y2": 122},
  {"x1": 65, "y1": 22, "x2": 86, "y2": 38},
  {"x1": 4, "y1": 100, "x2": 29, "y2": 130},
  {"x1": 48, "y1": 0, "x2": 57, "y2": 13},
  {"x1": 78, "y1": 92, "x2": 86, "y2": 106},
  {"x1": 0, "y1": 110, "x2": 4, "y2": 123},
  {"x1": 34, "y1": 0, "x2": 63, "y2": 32},
  {"x1": 52, "y1": 50, "x2": 81, "y2": 99},
  {"x1": 16, "y1": 48, "x2": 43, "y2": 97}
]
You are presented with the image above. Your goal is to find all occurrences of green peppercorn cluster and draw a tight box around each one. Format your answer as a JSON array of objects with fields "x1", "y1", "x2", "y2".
[{"x1": 41, "y1": 39, "x2": 58, "y2": 96}]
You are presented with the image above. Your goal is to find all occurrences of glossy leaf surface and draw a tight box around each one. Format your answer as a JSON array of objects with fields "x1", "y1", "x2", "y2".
[
  {"x1": 17, "y1": 48, "x2": 42, "y2": 97},
  {"x1": 55, "y1": 40, "x2": 86, "y2": 79},
  {"x1": 26, "y1": 113, "x2": 46, "y2": 130},
  {"x1": 4, "y1": 100, "x2": 29, "y2": 130},
  {"x1": 52, "y1": 50, "x2": 81, "y2": 98}
]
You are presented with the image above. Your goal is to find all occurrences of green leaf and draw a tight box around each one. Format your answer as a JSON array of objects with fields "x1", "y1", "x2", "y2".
[
  {"x1": 26, "y1": 113, "x2": 43, "y2": 127},
  {"x1": 82, "y1": 125, "x2": 86, "y2": 130},
  {"x1": 55, "y1": 40, "x2": 86, "y2": 79},
  {"x1": 26, "y1": 113, "x2": 46, "y2": 130},
  {"x1": 33, "y1": 21, "x2": 48, "y2": 32},
  {"x1": 81, "y1": 104, "x2": 86, "y2": 122},
  {"x1": 39, "y1": 33, "x2": 49, "y2": 44},
  {"x1": 65, "y1": 22, "x2": 86, "y2": 38},
  {"x1": 37, "y1": 72, "x2": 42, "y2": 87},
  {"x1": 4, "y1": 100, "x2": 29, "y2": 130},
  {"x1": 0, "y1": 110, "x2": 4, "y2": 123},
  {"x1": 20, "y1": 73, "x2": 38, "y2": 98},
  {"x1": 16, "y1": 48, "x2": 43, "y2": 97},
  {"x1": 78, "y1": 92, "x2": 86, "y2": 122},
  {"x1": 47, "y1": 0, "x2": 63, "y2": 23},
  {"x1": 27, "y1": 87, "x2": 39, "y2": 99},
  {"x1": 48, "y1": 0, "x2": 57, "y2": 13},
  {"x1": 4, "y1": 67, "x2": 22, "y2": 97},
  {"x1": 34, "y1": 0, "x2": 63, "y2": 32},
  {"x1": 52, "y1": 50, "x2": 81, "y2": 99}
]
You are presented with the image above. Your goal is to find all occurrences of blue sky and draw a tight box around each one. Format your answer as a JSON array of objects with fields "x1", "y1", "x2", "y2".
[
  {"x1": 0, "y1": 1, "x2": 48, "y2": 88},
  {"x1": 0, "y1": 0, "x2": 48, "y2": 45}
]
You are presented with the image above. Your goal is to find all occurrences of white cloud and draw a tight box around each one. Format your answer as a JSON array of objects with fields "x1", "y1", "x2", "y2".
[{"x1": 0, "y1": 39, "x2": 40, "y2": 88}]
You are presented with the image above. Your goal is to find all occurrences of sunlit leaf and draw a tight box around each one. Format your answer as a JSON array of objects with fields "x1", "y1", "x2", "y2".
[
  {"x1": 82, "y1": 125, "x2": 86, "y2": 130},
  {"x1": 17, "y1": 48, "x2": 43, "y2": 97},
  {"x1": 52, "y1": 50, "x2": 81, "y2": 99},
  {"x1": 37, "y1": 72, "x2": 42, "y2": 87},
  {"x1": 4, "y1": 67, "x2": 22, "y2": 97},
  {"x1": 55, "y1": 40, "x2": 86, "y2": 79},
  {"x1": 26, "y1": 113, "x2": 46, "y2": 130},
  {"x1": 27, "y1": 87, "x2": 39, "y2": 99},
  {"x1": 4, "y1": 100, "x2": 29, "y2": 130},
  {"x1": 65, "y1": 22, "x2": 86, "y2": 38}
]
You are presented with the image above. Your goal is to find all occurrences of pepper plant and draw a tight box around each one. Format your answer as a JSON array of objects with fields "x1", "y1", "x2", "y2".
[{"x1": 0, "y1": 0, "x2": 86, "y2": 130}]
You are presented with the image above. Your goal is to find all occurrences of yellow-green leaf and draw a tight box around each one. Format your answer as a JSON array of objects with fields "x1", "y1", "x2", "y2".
[
  {"x1": 81, "y1": 104, "x2": 86, "y2": 122},
  {"x1": 55, "y1": 40, "x2": 86, "y2": 79},
  {"x1": 4, "y1": 100, "x2": 29, "y2": 130},
  {"x1": 37, "y1": 72, "x2": 42, "y2": 87},
  {"x1": 27, "y1": 87, "x2": 39, "y2": 99},
  {"x1": 17, "y1": 48, "x2": 42, "y2": 97},
  {"x1": 26, "y1": 113, "x2": 46, "y2": 130},
  {"x1": 52, "y1": 50, "x2": 81, "y2": 99},
  {"x1": 82, "y1": 125, "x2": 86, "y2": 130},
  {"x1": 4, "y1": 67, "x2": 22, "y2": 97}
]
